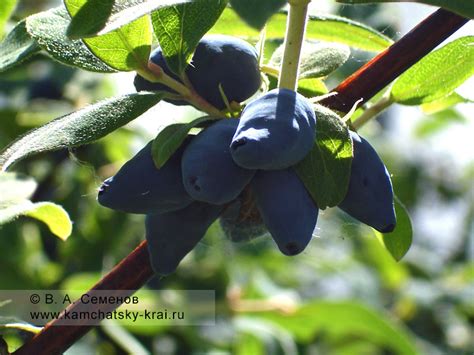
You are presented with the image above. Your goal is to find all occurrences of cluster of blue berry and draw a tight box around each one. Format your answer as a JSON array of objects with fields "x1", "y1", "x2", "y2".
[{"x1": 98, "y1": 35, "x2": 395, "y2": 276}]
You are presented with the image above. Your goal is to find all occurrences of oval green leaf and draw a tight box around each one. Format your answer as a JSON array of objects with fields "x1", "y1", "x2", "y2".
[
  {"x1": 210, "y1": 9, "x2": 393, "y2": 52},
  {"x1": 25, "y1": 7, "x2": 115, "y2": 73},
  {"x1": 0, "y1": 201, "x2": 72, "y2": 240},
  {"x1": 65, "y1": 0, "x2": 152, "y2": 72},
  {"x1": 375, "y1": 197, "x2": 413, "y2": 261},
  {"x1": 0, "y1": 20, "x2": 41, "y2": 72},
  {"x1": 271, "y1": 40, "x2": 351, "y2": 79},
  {"x1": 152, "y1": 115, "x2": 216, "y2": 168},
  {"x1": 391, "y1": 36, "x2": 474, "y2": 105},
  {"x1": 65, "y1": 0, "x2": 193, "y2": 38},
  {"x1": 295, "y1": 105, "x2": 353, "y2": 209},
  {"x1": 151, "y1": 0, "x2": 228, "y2": 76},
  {"x1": 336, "y1": 0, "x2": 474, "y2": 20},
  {"x1": 0, "y1": 93, "x2": 163, "y2": 171}
]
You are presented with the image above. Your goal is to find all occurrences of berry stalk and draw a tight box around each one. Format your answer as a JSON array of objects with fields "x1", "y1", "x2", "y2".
[
  {"x1": 352, "y1": 94, "x2": 393, "y2": 129},
  {"x1": 277, "y1": 0, "x2": 311, "y2": 90},
  {"x1": 140, "y1": 64, "x2": 222, "y2": 117}
]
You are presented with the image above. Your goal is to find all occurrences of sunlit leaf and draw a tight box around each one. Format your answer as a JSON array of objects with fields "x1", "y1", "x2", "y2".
[
  {"x1": 0, "y1": 201, "x2": 72, "y2": 240},
  {"x1": 297, "y1": 79, "x2": 329, "y2": 98},
  {"x1": 65, "y1": 0, "x2": 193, "y2": 38},
  {"x1": 391, "y1": 36, "x2": 474, "y2": 105},
  {"x1": 375, "y1": 197, "x2": 413, "y2": 261},
  {"x1": 295, "y1": 105, "x2": 353, "y2": 209},
  {"x1": 0, "y1": 317, "x2": 42, "y2": 334},
  {"x1": 65, "y1": 0, "x2": 152, "y2": 71},
  {"x1": 0, "y1": 0, "x2": 17, "y2": 37},
  {"x1": 209, "y1": 9, "x2": 393, "y2": 52},
  {"x1": 64, "y1": 0, "x2": 114, "y2": 39},
  {"x1": 336, "y1": 0, "x2": 474, "y2": 19},
  {"x1": 415, "y1": 108, "x2": 467, "y2": 138},
  {"x1": 235, "y1": 332, "x2": 265, "y2": 355},
  {"x1": 421, "y1": 92, "x2": 472, "y2": 114},
  {"x1": 151, "y1": 0, "x2": 227, "y2": 75}
]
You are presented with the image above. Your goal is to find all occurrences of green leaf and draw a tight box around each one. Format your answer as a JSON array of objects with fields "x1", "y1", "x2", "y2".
[
  {"x1": 421, "y1": 92, "x2": 473, "y2": 114},
  {"x1": 65, "y1": 0, "x2": 152, "y2": 71},
  {"x1": 0, "y1": 201, "x2": 72, "y2": 240},
  {"x1": 391, "y1": 36, "x2": 474, "y2": 105},
  {"x1": 336, "y1": 0, "x2": 474, "y2": 20},
  {"x1": 208, "y1": 7, "x2": 260, "y2": 37},
  {"x1": 297, "y1": 78, "x2": 329, "y2": 97},
  {"x1": 209, "y1": 9, "x2": 392, "y2": 52},
  {"x1": 65, "y1": 0, "x2": 193, "y2": 38},
  {"x1": 295, "y1": 105, "x2": 353, "y2": 209},
  {"x1": 235, "y1": 333, "x2": 265, "y2": 355},
  {"x1": 0, "y1": 0, "x2": 17, "y2": 37},
  {"x1": 270, "y1": 40, "x2": 350, "y2": 79},
  {"x1": 299, "y1": 42, "x2": 350, "y2": 79},
  {"x1": 0, "y1": 317, "x2": 42, "y2": 334},
  {"x1": 0, "y1": 93, "x2": 163, "y2": 171},
  {"x1": 152, "y1": 115, "x2": 215, "y2": 168},
  {"x1": 254, "y1": 301, "x2": 417, "y2": 355},
  {"x1": 306, "y1": 14, "x2": 392, "y2": 52},
  {"x1": 0, "y1": 172, "x2": 37, "y2": 205},
  {"x1": 0, "y1": 20, "x2": 41, "y2": 73},
  {"x1": 25, "y1": 7, "x2": 115, "y2": 73},
  {"x1": 151, "y1": 0, "x2": 228, "y2": 76},
  {"x1": 229, "y1": 0, "x2": 286, "y2": 30},
  {"x1": 375, "y1": 197, "x2": 413, "y2": 261},
  {"x1": 415, "y1": 108, "x2": 467, "y2": 138},
  {"x1": 64, "y1": 0, "x2": 114, "y2": 39}
]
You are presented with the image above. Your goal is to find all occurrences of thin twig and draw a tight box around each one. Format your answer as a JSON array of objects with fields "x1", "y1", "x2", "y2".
[
  {"x1": 352, "y1": 95, "x2": 393, "y2": 129},
  {"x1": 13, "y1": 241, "x2": 153, "y2": 355}
]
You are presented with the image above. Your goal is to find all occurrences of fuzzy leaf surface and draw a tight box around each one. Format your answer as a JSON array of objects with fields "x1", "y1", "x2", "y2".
[
  {"x1": 391, "y1": 37, "x2": 474, "y2": 105},
  {"x1": 0, "y1": 93, "x2": 162, "y2": 170},
  {"x1": 295, "y1": 105, "x2": 353, "y2": 209},
  {"x1": 26, "y1": 7, "x2": 115, "y2": 72}
]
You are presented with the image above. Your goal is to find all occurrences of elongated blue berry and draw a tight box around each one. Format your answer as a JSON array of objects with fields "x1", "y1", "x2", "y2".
[
  {"x1": 338, "y1": 131, "x2": 396, "y2": 233},
  {"x1": 182, "y1": 119, "x2": 255, "y2": 205},
  {"x1": 145, "y1": 201, "x2": 224, "y2": 275},
  {"x1": 98, "y1": 141, "x2": 192, "y2": 214},
  {"x1": 251, "y1": 168, "x2": 318, "y2": 255},
  {"x1": 231, "y1": 88, "x2": 316, "y2": 170}
]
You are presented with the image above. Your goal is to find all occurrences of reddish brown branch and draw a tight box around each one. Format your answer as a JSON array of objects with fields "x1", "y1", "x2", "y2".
[
  {"x1": 321, "y1": 8, "x2": 469, "y2": 113},
  {"x1": 13, "y1": 8, "x2": 469, "y2": 355},
  {"x1": 13, "y1": 241, "x2": 153, "y2": 355}
]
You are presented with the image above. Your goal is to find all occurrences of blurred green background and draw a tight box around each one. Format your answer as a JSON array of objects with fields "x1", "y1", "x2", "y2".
[{"x1": 0, "y1": 0, "x2": 473, "y2": 354}]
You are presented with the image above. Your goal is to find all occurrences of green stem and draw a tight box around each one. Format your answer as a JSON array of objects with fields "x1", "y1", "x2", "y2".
[
  {"x1": 352, "y1": 95, "x2": 393, "y2": 130},
  {"x1": 260, "y1": 64, "x2": 280, "y2": 78},
  {"x1": 181, "y1": 72, "x2": 223, "y2": 116},
  {"x1": 141, "y1": 63, "x2": 222, "y2": 117},
  {"x1": 142, "y1": 62, "x2": 191, "y2": 97},
  {"x1": 278, "y1": 0, "x2": 310, "y2": 90}
]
